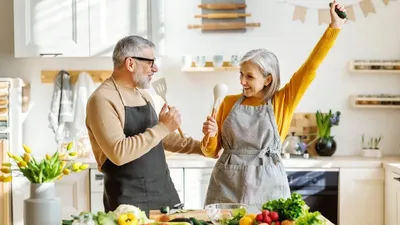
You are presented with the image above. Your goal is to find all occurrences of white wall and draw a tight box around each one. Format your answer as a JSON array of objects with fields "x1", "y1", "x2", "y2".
[{"x1": 0, "y1": 0, "x2": 400, "y2": 157}]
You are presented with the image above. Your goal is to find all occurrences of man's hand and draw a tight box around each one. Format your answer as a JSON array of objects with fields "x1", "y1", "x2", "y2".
[{"x1": 159, "y1": 103, "x2": 182, "y2": 133}]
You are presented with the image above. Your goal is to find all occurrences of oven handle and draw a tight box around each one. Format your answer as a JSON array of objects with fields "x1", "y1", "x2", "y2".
[{"x1": 285, "y1": 168, "x2": 339, "y2": 172}]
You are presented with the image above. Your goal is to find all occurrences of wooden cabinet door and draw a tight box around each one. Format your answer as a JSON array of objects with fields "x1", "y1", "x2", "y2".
[{"x1": 0, "y1": 140, "x2": 11, "y2": 225}]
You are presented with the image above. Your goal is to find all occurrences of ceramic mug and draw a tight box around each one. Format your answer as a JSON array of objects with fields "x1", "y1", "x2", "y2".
[
  {"x1": 195, "y1": 56, "x2": 206, "y2": 67},
  {"x1": 213, "y1": 55, "x2": 223, "y2": 68},
  {"x1": 231, "y1": 55, "x2": 240, "y2": 67},
  {"x1": 182, "y1": 56, "x2": 192, "y2": 68}
]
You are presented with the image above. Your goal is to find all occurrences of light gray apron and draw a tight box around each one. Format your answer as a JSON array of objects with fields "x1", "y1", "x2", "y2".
[{"x1": 204, "y1": 95, "x2": 291, "y2": 213}]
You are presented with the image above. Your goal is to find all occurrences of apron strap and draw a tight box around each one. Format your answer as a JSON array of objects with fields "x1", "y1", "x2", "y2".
[
  {"x1": 110, "y1": 76, "x2": 149, "y2": 105},
  {"x1": 110, "y1": 76, "x2": 126, "y2": 106},
  {"x1": 257, "y1": 147, "x2": 280, "y2": 165}
]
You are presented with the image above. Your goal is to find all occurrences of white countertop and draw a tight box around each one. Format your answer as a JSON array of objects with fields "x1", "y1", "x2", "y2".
[
  {"x1": 13, "y1": 154, "x2": 400, "y2": 171},
  {"x1": 164, "y1": 154, "x2": 400, "y2": 169},
  {"x1": 383, "y1": 162, "x2": 400, "y2": 174}
]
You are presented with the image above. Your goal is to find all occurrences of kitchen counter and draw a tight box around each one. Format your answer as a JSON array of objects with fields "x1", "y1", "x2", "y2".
[
  {"x1": 165, "y1": 154, "x2": 400, "y2": 168},
  {"x1": 79, "y1": 154, "x2": 400, "y2": 170},
  {"x1": 383, "y1": 162, "x2": 400, "y2": 174}
]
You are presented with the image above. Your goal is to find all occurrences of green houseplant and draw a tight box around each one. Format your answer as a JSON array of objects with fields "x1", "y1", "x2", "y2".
[
  {"x1": 315, "y1": 110, "x2": 341, "y2": 156},
  {"x1": 361, "y1": 134, "x2": 383, "y2": 157},
  {"x1": 0, "y1": 142, "x2": 89, "y2": 225}
]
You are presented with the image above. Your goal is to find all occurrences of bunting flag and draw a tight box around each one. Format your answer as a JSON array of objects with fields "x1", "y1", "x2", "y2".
[
  {"x1": 345, "y1": 6, "x2": 356, "y2": 21},
  {"x1": 360, "y1": 0, "x2": 376, "y2": 16},
  {"x1": 293, "y1": 6, "x2": 307, "y2": 23},
  {"x1": 289, "y1": 0, "x2": 391, "y2": 24},
  {"x1": 318, "y1": 9, "x2": 331, "y2": 25}
]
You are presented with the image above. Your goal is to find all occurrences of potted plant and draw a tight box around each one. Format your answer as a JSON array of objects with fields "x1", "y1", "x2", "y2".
[
  {"x1": 361, "y1": 134, "x2": 383, "y2": 157},
  {"x1": 0, "y1": 142, "x2": 89, "y2": 225},
  {"x1": 315, "y1": 109, "x2": 341, "y2": 156}
]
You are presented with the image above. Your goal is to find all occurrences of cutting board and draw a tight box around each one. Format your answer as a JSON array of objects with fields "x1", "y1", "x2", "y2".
[
  {"x1": 149, "y1": 209, "x2": 230, "y2": 221},
  {"x1": 149, "y1": 209, "x2": 335, "y2": 225}
]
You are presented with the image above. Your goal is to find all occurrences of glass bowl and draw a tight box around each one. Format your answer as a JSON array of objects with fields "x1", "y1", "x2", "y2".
[{"x1": 205, "y1": 203, "x2": 248, "y2": 225}]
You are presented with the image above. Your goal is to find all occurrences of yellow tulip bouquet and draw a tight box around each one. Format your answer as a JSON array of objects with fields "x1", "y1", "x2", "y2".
[{"x1": 0, "y1": 142, "x2": 89, "y2": 183}]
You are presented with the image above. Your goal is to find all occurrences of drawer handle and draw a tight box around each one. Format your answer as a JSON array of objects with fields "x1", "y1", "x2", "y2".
[
  {"x1": 394, "y1": 177, "x2": 400, "y2": 182},
  {"x1": 39, "y1": 53, "x2": 63, "y2": 57},
  {"x1": 95, "y1": 174, "x2": 104, "y2": 180}
]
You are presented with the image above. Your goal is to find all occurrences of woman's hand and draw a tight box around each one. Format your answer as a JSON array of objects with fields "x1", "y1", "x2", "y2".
[
  {"x1": 329, "y1": 0, "x2": 347, "y2": 29},
  {"x1": 202, "y1": 116, "x2": 218, "y2": 137}
]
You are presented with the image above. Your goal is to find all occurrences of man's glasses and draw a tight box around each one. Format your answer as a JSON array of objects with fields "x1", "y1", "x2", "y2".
[{"x1": 126, "y1": 56, "x2": 156, "y2": 68}]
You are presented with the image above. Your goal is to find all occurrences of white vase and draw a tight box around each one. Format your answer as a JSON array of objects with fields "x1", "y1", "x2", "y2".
[
  {"x1": 24, "y1": 182, "x2": 62, "y2": 225},
  {"x1": 361, "y1": 148, "x2": 382, "y2": 158}
]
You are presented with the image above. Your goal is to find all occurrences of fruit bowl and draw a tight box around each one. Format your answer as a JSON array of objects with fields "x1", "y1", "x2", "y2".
[{"x1": 205, "y1": 203, "x2": 248, "y2": 225}]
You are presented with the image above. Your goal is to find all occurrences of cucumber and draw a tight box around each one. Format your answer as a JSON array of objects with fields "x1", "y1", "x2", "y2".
[
  {"x1": 160, "y1": 206, "x2": 170, "y2": 214},
  {"x1": 61, "y1": 220, "x2": 73, "y2": 225},
  {"x1": 228, "y1": 219, "x2": 239, "y2": 225},
  {"x1": 170, "y1": 218, "x2": 194, "y2": 225},
  {"x1": 189, "y1": 217, "x2": 203, "y2": 225},
  {"x1": 152, "y1": 222, "x2": 192, "y2": 225},
  {"x1": 329, "y1": 2, "x2": 347, "y2": 19}
]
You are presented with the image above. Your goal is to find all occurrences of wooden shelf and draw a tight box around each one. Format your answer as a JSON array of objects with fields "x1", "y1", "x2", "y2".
[
  {"x1": 351, "y1": 95, "x2": 400, "y2": 109},
  {"x1": 41, "y1": 70, "x2": 112, "y2": 84},
  {"x1": 182, "y1": 67, "x2": 239, "y2": 72},
  {"x1": 349, "y1": 60, "x2": 400, "y2": 73},
  {"x1": 182, "y1": 61, "x2": 239, "y2": 72}
]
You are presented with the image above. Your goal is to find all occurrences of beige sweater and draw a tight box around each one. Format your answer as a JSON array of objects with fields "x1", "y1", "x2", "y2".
[{"x1": 86, "y1": 78, "x2": 202, "y2": 171}]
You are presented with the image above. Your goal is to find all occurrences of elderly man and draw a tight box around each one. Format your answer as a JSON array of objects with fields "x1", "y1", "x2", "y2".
[{"x1": 86, "y1": 35, "x2": 202, "y2": 215}]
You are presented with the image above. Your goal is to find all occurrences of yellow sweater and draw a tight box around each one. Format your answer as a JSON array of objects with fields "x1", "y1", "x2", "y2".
[{"x1": 201, "y1": 27, "x2": 341, "y2": 158}]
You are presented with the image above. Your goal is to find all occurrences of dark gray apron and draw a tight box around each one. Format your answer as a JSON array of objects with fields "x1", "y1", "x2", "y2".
[{"x1": 101, "y1": 78, "x2": 180, "y2": 216}]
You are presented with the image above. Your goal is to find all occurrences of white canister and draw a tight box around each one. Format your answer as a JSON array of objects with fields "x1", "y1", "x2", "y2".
[
  {"x1": 182, "y1": 55, "x2": 193, "y2": 68},
  {"x1": 231, "y1": 55, "x2": 240, "y2": 67},
  {"x1": 213, "y1": 55, "x2": 224, "y2": 68},
  {"x1": 195, "y1": 56, "x2": 206, "y2": 67}
]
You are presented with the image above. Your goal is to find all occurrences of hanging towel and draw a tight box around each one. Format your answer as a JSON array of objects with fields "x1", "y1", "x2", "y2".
[
  {"x1": 48, "y1": 70, "x2": 74, "y2": 143},
  {"x1": 71, "y1": 72, "x2": 96, "y2": 137}
]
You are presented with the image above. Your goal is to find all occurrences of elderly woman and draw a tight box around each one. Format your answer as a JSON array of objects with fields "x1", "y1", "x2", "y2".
[{"x1": 200, "y1": 1, "x2": 346, "y2": 211}]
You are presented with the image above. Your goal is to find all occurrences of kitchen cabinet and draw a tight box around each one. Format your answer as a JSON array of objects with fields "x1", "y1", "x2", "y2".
[
  {"x1": 13, "y1": 0, "x2": 159, "y2": 58},
  {"x1": 183, "y1": 168, "x2": 213, "y2": 209},
  {"x1": 385, "y1": 169, "x2": 400, "y2": 225},
  {"x1": 169, "y1": 168, "x2": 184, "y2": 203},
  {"x1": 88, "y1": 0, "x2": 151, "y2": 57},
  {"x1": 339, "y1": 168, "x2": 384, "y2": 225},
  {"x1": 13, "y1": 0, "x2": 90, "y2": 57},
  {"x1": 12, "y1": 170, "x2": 90, "y2": 225}
]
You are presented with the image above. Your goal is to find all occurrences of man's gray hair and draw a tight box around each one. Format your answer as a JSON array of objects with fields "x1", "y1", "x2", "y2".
[
  {"x1": 240, "y1": 49, "x2": 281, "y2": 101},
  {"x1": 112, "y1": 35, "x2": 155, "y2": 68}
]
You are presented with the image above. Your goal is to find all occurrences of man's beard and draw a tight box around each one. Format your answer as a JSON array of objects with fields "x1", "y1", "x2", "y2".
[{"x1": 133, "y1": 72, "x2": 151, "y2": 89}]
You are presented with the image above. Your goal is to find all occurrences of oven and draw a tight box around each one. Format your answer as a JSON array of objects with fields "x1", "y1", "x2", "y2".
[
  {"x1": 90, "y1": 169, "x2": 105, "y2": 213},
  {"x1": 286, "y1": 168, "x2": 339, "y2": 224}
]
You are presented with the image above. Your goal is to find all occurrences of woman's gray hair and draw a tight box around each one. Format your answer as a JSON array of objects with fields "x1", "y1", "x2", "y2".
[
  {"x1": 240, "y1": 49, "x2": 281, "y2": 101},
  {"x1": 112, "y1": 35, "x2": 155, "y2": 68}
]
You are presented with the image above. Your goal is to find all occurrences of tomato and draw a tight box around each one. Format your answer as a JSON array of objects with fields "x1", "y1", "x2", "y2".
[
  {"x1": 262, "y1": 210, "x2": 270, "y2": 219},
  {"x1": 263, "y1": 215, "x2": 272, "y2": 224},
  {"x1": 269, "y1": 211, "x2": 279, "y2": 221},
  {"x1": 256, "y1": 214, "x2": 264, "y2": 222}
]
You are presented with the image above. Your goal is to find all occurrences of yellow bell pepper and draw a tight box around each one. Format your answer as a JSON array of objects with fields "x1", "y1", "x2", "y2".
[{"x1": 118, "y1": 213, "x2": 138, "y2": 225}]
